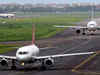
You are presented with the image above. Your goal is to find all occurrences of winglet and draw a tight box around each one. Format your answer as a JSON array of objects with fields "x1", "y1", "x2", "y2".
[{"x1": 32, "y1": 24, "x2": 35, "y2": 44}]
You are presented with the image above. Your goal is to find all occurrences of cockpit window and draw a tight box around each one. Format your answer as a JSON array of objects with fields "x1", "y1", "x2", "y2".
[
  {"x1": 90, "y1": 24, "x2": 94, "y2": 25},
  {"x1": 19, "y1": 52, "x2": 23, "y2": 55},
  {"x1": 19, "y1": 52, "x2": 28, "y2": 55},
  {"x1": 23, "y1": 52, "x2": 28, "y2": 54}
]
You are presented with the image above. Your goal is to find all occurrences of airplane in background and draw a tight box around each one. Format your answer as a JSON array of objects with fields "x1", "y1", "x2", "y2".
[
  {"x1": 0, "y1": 25, "x2": 95, "y2": 70},
  {"x1": 0, "y1": 13, "x2": 15, "y2": 18},
  {"x1": 54, "y1": 3, "x2": 100, "y2": 35}
]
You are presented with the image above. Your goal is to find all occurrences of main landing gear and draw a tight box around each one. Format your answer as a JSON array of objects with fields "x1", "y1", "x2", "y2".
[
  {"x1": 11, "y1": 59, "x2": 16, "y2": 70},
  {"x1": 82, "y1": 28, "x2": 86, "y2": 35}
]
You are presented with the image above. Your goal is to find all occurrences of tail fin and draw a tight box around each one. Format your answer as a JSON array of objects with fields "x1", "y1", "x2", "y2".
[
  {"x1": 32, "y1": 24, "x2": 35, "y2": 44},
  {"x1": 91, "y1": 2, "x2": 95, "y2": 20}
]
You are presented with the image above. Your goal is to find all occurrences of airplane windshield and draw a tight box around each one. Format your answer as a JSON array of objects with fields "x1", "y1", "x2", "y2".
[
  {"x1": 19, "y1": 52, "x2": 28, "y2": 55},
  {"x1": 90, "y1": 24, "x2": 94, "y2": 25}
]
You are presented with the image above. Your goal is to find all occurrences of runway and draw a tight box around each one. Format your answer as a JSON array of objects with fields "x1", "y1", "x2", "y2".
[{"x1": 0, "y1": 19, "x2": 100, "y2": 75}]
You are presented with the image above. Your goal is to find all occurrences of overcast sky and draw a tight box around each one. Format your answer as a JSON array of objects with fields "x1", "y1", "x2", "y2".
[{"x1": 0, "y1": 0, "x2": 98, "y2": 4}]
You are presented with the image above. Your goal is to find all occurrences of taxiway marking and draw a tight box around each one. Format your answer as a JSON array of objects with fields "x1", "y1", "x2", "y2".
[
  {"x1": 74, "y1": 70, "x2": 100, "y2": 75},
  {"x1": 72, "y1": 51, "x2": 100, "y2": 74}
]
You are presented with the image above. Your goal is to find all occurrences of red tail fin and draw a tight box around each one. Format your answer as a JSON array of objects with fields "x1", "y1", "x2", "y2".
[{"x1": 32, "y1": 24, "x2": 35, "y2": 44}]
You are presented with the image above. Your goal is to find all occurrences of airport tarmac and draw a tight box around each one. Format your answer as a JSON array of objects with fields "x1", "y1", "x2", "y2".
[{"x1": 0, "y1": 19, "x2": 100, "y2": 75}]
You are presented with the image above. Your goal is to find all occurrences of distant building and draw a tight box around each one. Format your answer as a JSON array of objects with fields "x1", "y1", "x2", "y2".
[
  {"x1": 72, "y1": 2, "x2": 97, "y2": 7},
  {"x1": 46, "y1": 3, "x2": 70, "y2": 8}
]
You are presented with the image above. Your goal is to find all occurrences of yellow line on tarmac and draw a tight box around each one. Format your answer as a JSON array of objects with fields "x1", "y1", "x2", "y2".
[
  {"x1": 72, "y1": 52, "x2": 98, "y2": 72},
  {"x1": 74, "y1": 70, "x2": 100, "y2": 75}
]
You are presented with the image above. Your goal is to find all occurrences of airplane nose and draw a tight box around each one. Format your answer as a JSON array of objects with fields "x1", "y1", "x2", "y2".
[
  {"x1": 90, "y1": 25, "x2": 94, "y2": 28},
  {"x1": 17, "y1": 55, "x2": 26, "y2": 61},
  {"x1": 17, "y1": 55, "x2": 31, "y2": 61}
]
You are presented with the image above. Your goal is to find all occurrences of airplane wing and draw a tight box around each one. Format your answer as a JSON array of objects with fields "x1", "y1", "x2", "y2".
[
  {"x1": 34, "y1": 52, "x2": 95, "y2": 59},
  {"x1": 0, "y1": 55, "x2": 16, "y2": 60},
  {"x1": 96, "y1": 26, "x2": 100, "y2": 30},
  {"x1": 54, "y1": 25, "x2": 87, "y2": 29},
  {"x1": 0, "y1": 52, "x2": 95, "y2": 62}
]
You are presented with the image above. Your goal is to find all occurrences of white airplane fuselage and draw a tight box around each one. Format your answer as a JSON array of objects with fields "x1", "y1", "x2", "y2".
[
  {"x1": 87, "y1": 21, "x2": 97, "y2": 32},
  {"x1": 16, "y1": 44, "x2": 39, "y2": 62},
  {"x1": 0, "y1": 13, "x2": 15, "y2": 18}
]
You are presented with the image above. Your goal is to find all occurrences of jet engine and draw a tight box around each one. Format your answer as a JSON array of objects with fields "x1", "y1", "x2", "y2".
[
  {"x1": 43, "y1": 58, "x2": 54, "y2": 67},
  {"x1": 0, "y1": 58, "x2": 8, "y2": 67}
]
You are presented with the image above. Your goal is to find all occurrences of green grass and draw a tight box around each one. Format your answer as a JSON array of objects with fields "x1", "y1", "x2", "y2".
[
  {"x1": 0, "y1": 48, "x2": 14, "y2": 53},
  {"x1": 0, "y1": 13, "x2": 88, "y2": 53},
  {"x1": 0, "y1": 44, "x2": 19, "y2": 53},
  {"x1": 0, "y1": 13, "x2": 87, "y2": 41}
]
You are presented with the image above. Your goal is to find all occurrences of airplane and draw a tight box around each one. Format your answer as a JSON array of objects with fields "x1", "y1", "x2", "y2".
[
  {"x1": 54, "y1": 3, "x2": 100, "y2": 35},
  {"x1": 0, "y1": 25, "x2": 95, "y2": 70},
  {"x1": 0, "y1": 13, "x2": 15, "y2": 18}
]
